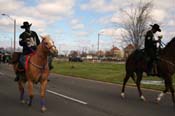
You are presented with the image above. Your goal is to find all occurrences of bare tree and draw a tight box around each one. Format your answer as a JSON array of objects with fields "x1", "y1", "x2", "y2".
[{"x1": 121, "y1": 1, "x2": 153, "y2": 49}]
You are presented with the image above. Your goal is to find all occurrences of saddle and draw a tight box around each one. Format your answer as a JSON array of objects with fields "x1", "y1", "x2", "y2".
[
  {"x1": 144, "y1": 49, "x2": 160, "y2": 76},
  {"x1": 133, "y1": 49, "x2": 145, "y2": 62},
  {"x1": 133, "y1": 49, "x2": 159, "y2": 76},
  {"x1": 11, "y1": 52, "x2": 35, "y2": 72}
]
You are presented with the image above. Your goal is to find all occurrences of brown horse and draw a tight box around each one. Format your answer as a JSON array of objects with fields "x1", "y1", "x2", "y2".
[
  {"x1": 12, "y1": 35, "x2": 58, "y2": 112},
  {"x1": 121, "y1": 37, "x2": 175, "y2": 105}
]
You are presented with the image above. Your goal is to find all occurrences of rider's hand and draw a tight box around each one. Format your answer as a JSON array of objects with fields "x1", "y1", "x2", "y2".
[{"x1": 158, "y1": 35, "x2": 163, "y2": 40}]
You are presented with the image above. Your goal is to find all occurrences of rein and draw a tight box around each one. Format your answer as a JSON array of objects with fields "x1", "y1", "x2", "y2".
[
  {"x1": 29, "y1": 61, "x2": 47, "y2": 70},
  {"x1": 28, "y1": 41, "x2": 49, "y2": 70},
  {"x1": 159, "y1": 57, "x2": 175, "y2": 67},
  {"x1": 28, "y1": 52, "x2": 48, "y2": 83},
  {"x1": 27, "y1": 37, "x2": 56, "y2": 70},
  {"x1": 159, "y1": 38, "x2": 175, "y2": 67},
  {"x1": 42, "y1": 39, "x2": 56, "y2": 51}
]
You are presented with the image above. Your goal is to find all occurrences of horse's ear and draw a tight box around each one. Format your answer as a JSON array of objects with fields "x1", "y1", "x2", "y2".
[{"x1": 40, "y1": 35, "x2": 44, "y2": 40}]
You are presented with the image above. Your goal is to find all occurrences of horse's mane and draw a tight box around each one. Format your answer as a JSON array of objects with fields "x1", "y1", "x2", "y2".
[
  {"x1": 40, "y1": 35, "x2": 51, "y2": 40},
  {"x1": 165, "y1": 37, "x2": 175, "y2": 48},
  {"x1": 161, "y1": 37, "x2": 175, "y2": 59}
]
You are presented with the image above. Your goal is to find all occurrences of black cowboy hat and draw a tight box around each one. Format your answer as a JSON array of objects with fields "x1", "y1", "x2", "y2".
[
  {"x1": 21, "y1": 21, "x2": 32, "y2": 29},
  {"x1": 150, "y1": 24, "x2": 161, "y2": 32}
]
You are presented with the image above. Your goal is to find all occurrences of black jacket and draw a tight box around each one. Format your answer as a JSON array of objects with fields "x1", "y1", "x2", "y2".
[
  {"x1": 19, "y1": 31, "x2": 40, "y2": 55},
  {"x1": 145, "y1": 30, "x2": 157, "y2": 49},
  {"x1": 144, "y1": 30, "x2": 158, "y2": 58}
]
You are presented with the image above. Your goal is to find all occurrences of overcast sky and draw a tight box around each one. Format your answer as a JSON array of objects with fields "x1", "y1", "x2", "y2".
[{"x1": 0, "y1": 0, "x2": 174, "y2": 53}]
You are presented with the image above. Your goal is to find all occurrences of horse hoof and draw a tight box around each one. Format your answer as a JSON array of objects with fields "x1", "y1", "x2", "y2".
[
  {"x1": 156, "y1": 97, "x2": 161, "y2": 103},
  {"x1": 140, "y1": 95, "x2": 146, "y2": 101},
  {"x1": 20, "y1": 100, "x2": 26, "y2": 104},
  {"x1": 41, "y1": 107, "x2": 47, "y2": 112},
  {"x1": 156, "y1": 92, "x2": 164, "y2": 103},
  {"x1": 27, "y1": 101, "x2": 32, "y2": 107},
  {"x1": 121, "y1": 92, "x2": 125, "y2": 98}
]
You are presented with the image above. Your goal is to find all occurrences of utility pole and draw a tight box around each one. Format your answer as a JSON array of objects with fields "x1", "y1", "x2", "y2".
[{"x1": 1, "y1": 13, "x2": 16, "y2": 52}]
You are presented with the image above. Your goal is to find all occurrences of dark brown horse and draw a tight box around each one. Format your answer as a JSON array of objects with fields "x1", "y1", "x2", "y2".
[
  {"x1": 12, "y1": 35, "x2": 58, "y2": 112},
  {"x1": 121, "y1": 37, "x2": 175, "y2": 104}
]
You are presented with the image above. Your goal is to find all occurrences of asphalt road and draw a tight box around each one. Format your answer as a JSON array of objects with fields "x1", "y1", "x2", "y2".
[{"x1": 0, "y1": 63, "x2": 175, "y2": 116}]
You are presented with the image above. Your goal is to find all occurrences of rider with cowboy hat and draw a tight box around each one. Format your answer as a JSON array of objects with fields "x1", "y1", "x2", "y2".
[
  {"x1": 19, "y1": 21, "x2": 40, "y2": 55},
  {"x1": 14, "y1": 21, "x2": 53, "y2": 81},
  {"x1": 14, "y1": 21, "x2": 40, "y2": 81},
  {"x1": 144, "y1": 23, "x2": 161, "y2": 76}
]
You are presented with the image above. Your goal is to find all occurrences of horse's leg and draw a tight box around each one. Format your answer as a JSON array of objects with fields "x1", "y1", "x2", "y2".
[
  {"x1": 18, "y1": 81, "x2": 25, "y2": 104},
  {"x1": 121, "y1": 72, "x2": 132, "y2": 98},
  {"x1": 169, "y1": 81, "x2": 175, "y2": 105},
  {"x1": 27, "y1": 80, "x2": 34, "y2": 106},
  {"x1": 40, "y1": 80, "x2": 48, "y2": 112},
  {"x1": 136, "y1": 72, "x2": 145, "y2": 101},
  {"x1": 131, "y1": 73, "x2": 136, "y2": 83},
  {"x1": 157, "y1": 79, "x2": 169, "y2": 102}
]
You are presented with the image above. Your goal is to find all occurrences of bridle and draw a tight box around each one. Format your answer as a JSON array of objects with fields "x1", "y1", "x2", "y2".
[
  {"x1": 29, "y1": 38, "x2": 56, "y2": 70},
  {"x1": 41, "y1": 38, "x2": 56, "y2": 52}
]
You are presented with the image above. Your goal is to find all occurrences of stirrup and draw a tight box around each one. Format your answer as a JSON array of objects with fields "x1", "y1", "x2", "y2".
[{"x1": 14, "y1": 76, "x2": 19, "y2": 82}]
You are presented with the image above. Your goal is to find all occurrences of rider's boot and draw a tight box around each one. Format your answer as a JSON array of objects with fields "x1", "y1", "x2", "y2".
[
  {"x1": 14, "y1": 72, "x2": 20, "y2": 82},
  {"x1": 14, "y1": 63, "x2": 23, "y2": 82},
  {"x1": 152, "y1": 63, "x2": 161, "y2": 76}
]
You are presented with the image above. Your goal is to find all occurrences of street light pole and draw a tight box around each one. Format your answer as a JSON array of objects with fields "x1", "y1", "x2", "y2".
[
  {"x1": 97, "y1": 31, "x2": 104, "y2": 52},
  {"x1": 1, "y1": 13, "x2": 16, "y2": 52},
  {"x1": 14, "y1": 19, "x2": 16, "y2": 52},
  {"x1": 97, "y1": 32, "x2": 104, "y2": 58},
  {"x1": 97, "y1": 33, "x2": 100, "y2": 52}
]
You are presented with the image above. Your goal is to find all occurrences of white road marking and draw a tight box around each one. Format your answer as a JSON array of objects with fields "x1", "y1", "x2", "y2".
[
  {"x1": 46, "y1": 89, "x2": 88, "y2": 105},
  {"x1": 141, "y1": 80, "x2": 164, "y2": 85}
]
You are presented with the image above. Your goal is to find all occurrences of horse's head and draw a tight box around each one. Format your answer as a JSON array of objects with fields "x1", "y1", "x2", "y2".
[
  {"x1": 165, "y1": 36, "x2": 175, "y2": 48},
  {"x1": 40, "y1": 35, "x2": 58, "y2": 56}
]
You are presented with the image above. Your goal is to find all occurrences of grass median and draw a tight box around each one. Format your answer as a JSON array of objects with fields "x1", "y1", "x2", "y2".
[{"x1": 51, "y1": 61, "x2": 175, "y2": 90}]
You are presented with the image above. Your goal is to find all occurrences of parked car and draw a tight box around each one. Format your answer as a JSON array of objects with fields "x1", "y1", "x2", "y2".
[
  {"x1": 3, "y1": 53, "x2": 12, "y2": 63},
  {"x1": 69, "y1": 56, "x2": 83, "y2": 62},
  {"x1": 0, "y1": 53, "x2": 3, "y2": 63}
]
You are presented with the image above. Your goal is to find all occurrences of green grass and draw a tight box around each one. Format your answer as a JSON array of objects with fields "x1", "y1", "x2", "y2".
[
  {"x1": 51, "y1": 61, "x2": 175, "y2": 91},
  {"x1": 52, "y1": 61, "x2": 125, "y2": 83}
]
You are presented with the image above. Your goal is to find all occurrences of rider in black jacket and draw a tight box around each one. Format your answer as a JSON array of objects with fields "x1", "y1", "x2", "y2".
[
  {"x1": 14, "y1": 21, "x2": 54, "y2": 81},
  {"x1": 14, "y1": 21, "x2": 40, "y2": 81},
  {"x1": 144, "y1": 24, "x2": 161, "y2": 76},
  {"x1": 19, "y1": 21, "x2": 40, "y2": 55}
]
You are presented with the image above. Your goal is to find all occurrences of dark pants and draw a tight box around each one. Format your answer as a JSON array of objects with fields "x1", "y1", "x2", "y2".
[
  {"x1": 19, "y1": 55, "x2": 26, "y2": 68},
  {"x1": 18, "y1": 54, "x2": 53, "y2": 70},
  {"x1": 145, "y1": 47, "x2": 158, "y2": 74}
]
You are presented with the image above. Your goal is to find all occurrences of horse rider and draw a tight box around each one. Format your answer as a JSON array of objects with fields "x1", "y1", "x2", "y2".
[
  {"x1": 14, "y1": 21, "x2": 40, "y2": 81},
  {"x1": 144, "y1": 23, "x2": 161, "y2": 76},
  {"x1": 14, "y1": 21, "x2": 53, "y2": 81}
]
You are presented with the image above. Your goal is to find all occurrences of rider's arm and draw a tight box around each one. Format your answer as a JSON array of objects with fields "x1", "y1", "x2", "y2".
[
  {"x1": 145, "y1": 31, "x2": 153, "y2": 46},
  {"x1": 19, "y1": 34, "x2": 27, "y2": 46},
  {"x1": 33, "y1": 31, "x2": 40, "y2": 45}
]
